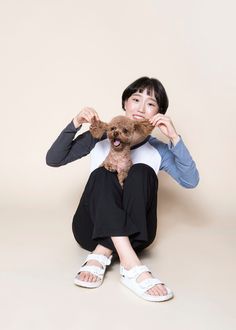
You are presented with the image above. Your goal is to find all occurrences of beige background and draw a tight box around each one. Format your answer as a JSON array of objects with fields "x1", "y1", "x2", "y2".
[{"x1": 0, "y1": 0, "x2": 235, "y2": 329}]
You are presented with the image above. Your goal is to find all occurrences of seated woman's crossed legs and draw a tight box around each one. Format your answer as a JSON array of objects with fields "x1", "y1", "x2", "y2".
[{"x1": 75, "y1": 164, "x2": 168, "y2": 297}]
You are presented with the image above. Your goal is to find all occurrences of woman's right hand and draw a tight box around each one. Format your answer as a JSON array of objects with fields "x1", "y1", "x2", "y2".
[{"x1": 73, "y1": 107, "x2": 100, "y2": 128}]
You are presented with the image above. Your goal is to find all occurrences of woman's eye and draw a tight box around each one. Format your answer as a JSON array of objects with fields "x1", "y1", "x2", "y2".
[
  {"x1": 149, "y1": 103, "x2": 155, "y2": 107},
  {"x1": 132, "y1": 98, "x2": 139, "y2": 102}
]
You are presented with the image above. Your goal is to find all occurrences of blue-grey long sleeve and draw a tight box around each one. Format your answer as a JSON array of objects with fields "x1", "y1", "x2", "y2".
[{"x1": 149, "y1": 136, "x2": 200, "y2": 188}]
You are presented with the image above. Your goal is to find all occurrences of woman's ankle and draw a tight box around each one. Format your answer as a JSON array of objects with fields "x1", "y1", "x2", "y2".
[
  {"x1": 93, "y1": 244, "x2": 113, "y2": 257},
  {"x1": 120, "y1": 258, "x2": 142, "y2": 270}
]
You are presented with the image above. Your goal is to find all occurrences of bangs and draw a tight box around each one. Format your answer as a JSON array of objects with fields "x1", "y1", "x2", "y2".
[
  {"x1": 135, "y1": 83, "x2": 160, "y2": 105},
  {"x1": 137, "y1": 86, "x2": 155, "y2": 96},
  {"x1": 130, "y1": 80, "x2": 155, "y2": 96}
]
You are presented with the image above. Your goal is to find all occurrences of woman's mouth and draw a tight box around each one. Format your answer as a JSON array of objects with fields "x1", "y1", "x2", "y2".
[{"x1": 133, "y1": 114, "x2": 144, "y2": 120}]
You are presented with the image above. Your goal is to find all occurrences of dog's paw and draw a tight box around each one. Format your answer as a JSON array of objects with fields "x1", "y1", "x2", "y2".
[{"x1": 104, "y1": 162, "x2": 117, "y2": 172}]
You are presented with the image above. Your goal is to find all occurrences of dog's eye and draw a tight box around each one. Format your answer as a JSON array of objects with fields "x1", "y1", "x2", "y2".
[
  {"x1": 123, "y1": 128, "x2": 128, "y2": 134},
  {"x1": 110, "y1": 126, "x2": 116, "y2": 131}
]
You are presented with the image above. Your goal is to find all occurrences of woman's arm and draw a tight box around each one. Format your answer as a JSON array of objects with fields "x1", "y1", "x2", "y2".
[
  {"x1": 149, "y1": 114, "x2": 199, "y2": 188},
  {"x1": 160, "y1": 137, "x2": 199, "y2": 188},
  {"x1": 46, "y1": 107, "x2": 100, "y2": 167}
]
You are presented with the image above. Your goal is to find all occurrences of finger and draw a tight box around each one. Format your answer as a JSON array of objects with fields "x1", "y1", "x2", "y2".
[
  {"x1": 149, "y1": 114, "x2": 166, "y2": 123},
  {"x1": 80, "y1": 107, "x2": 94, "y2": 118},
  {"x1": 82, "y1": 108, "x2": 94, "y2": 118},
  {"x1": 82, "y1": 106, "x2": 95, "y2": 112},
  {"x1": 85, "y1": 109, "x2": 99, "y2": 121},
  {"x1": 94, "y1": 111, "x2": 100, "y2": 121},
  {"x1": 90, "y1": 115, "x2": 97, "y2": 124},
  {"x1": 151, "y1": 118, "x2": 167, "y2": 127},
  {"x1": 89, "y1": 114, "x2": 100, "y2": 124},
  {"x1": 88, "y1": 113, "x2": 99, "y2": 123},
  {"x1": 86, "y1": 107, "x2": 97, "y2": 116},
  {"x1": 155, "y1": 116, "x2": 171, "y2": 124},
  {"x1": 81, "y1": 114, "x2": 90, "y2": 123}
]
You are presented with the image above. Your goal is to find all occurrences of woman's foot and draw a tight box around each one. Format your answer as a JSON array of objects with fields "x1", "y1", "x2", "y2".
[
  {"x1": 122, "y1": 262, "x2": 168, "y2": 296},
  {"x1": 78, "y1": 245, "x2": 113, "y2": 284},
  {"x1": 110, "y1": 236, "x2": 168, "y2": 297}
]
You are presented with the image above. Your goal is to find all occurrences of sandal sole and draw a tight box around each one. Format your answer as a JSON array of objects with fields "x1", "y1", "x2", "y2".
[
  {"x1": 74, "y1": 277, "x2": 103, "y2": 288},
  {"x1": 120, "y1": 276, "x2": 174, "y2": 302}
]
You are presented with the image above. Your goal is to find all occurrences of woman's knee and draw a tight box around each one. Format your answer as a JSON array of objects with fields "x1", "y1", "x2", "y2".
[
  {"x1": 89, "y1": 166, "x2": 120, "y2": 188},
  {"x1": 124, "y1": 163, "x2": 158, "y2": 191},
  {"x1": 128, "y1": 164, "x2": 157, "y2": 181}
]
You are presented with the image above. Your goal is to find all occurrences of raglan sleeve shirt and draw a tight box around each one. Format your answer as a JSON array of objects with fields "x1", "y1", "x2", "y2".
[{"x1": 46, "y1": 119, "x2": 200, "y2": 189}]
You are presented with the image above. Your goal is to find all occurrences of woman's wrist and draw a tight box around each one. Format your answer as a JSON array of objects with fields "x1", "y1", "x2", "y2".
[
  {"x1": 73, "y1": 118, "x2": 82, "y2": 129},
  {"x1": 169, "y1": 134, "x2": 180, "y2": 146}
]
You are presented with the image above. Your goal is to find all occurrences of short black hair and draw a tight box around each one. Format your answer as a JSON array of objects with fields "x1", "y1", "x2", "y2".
[{"x1": 121, "y1": 76, "x2": 169, "y2": 114}]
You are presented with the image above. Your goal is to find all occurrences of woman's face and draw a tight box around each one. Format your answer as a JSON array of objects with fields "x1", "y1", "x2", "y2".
[{"x1": 124, "y1": 88, "x2": 159, "y2": 120}]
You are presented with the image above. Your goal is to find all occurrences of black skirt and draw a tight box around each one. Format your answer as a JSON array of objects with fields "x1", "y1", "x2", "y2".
[{"x1": 72, "y1": 163, "x2": 158, "y2": 255}]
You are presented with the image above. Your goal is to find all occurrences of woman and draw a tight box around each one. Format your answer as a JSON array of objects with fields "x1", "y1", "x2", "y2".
[{"x1": 46, "y1": 76, "x2": 199, "y2": 302}]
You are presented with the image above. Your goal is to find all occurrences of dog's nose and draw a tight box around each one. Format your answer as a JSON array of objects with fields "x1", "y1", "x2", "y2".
[{"x1": 114, "y1": 131, "x2": 118, "y2": 137}]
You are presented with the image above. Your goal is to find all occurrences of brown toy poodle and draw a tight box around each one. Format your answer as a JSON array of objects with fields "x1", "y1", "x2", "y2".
[{"x1": 89, "y1": 115, "x2": 154, "y2": 187}]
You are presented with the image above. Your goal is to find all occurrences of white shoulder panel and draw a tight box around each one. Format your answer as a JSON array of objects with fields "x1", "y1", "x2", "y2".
[
  {"x1": 90, "y1": 139, "x2": 110, "y2": 173},
  {"x1": 131, "y1": 142, "x2": 161, "y2": 172}
]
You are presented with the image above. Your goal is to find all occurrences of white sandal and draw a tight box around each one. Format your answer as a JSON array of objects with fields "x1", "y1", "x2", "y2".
[
  {"x1": 74, "y1": 253, "x2": 113, "y2": 288},
  {"x1": 120, "y1": 265, "x2": 174, "y2": 302}
]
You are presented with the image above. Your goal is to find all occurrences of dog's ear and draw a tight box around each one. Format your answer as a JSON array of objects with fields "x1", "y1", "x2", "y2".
[
  {"x1": 133, "y1": 119, "x2": 154, "y2": 137},
  {"x1": 90, "y1": 117, "x2": 108, "y2": 139}
]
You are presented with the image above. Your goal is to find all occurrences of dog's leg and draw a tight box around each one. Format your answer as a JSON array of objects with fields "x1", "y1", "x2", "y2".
[
  {"x1": 102, "y1": 161, "x2": 117, "y2": 173},
  {"x1": 117, "y1": 171, "x2": 128, "y2": 188}
]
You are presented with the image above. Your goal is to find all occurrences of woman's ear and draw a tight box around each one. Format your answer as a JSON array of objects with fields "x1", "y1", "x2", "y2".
[
  {"x1": 89, "y1": 118, "x2": 108, "y2": 139},
  {"x1": 123, "y1": 100, "x2": 127, "y2": 111}
]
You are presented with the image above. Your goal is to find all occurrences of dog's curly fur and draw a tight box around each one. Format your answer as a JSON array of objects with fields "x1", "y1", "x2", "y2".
[{"x1": 90, "y1": 115, "x2": 154, "y2": 187}]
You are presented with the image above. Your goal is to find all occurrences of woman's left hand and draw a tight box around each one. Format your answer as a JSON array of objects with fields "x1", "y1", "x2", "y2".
[{"x1": 149, "y1": 114, "x2": 180, "y2": 146}]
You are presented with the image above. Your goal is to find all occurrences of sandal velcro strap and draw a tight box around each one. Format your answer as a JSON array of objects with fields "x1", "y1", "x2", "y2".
[
  {"x1": 85, "y1": 253, "x2": 113, "y2": 268},
  {"x1": 78, "y1": 265, "x2": 105, "y2": 279},
  {"x1": 120, "y1": 265, "x2": 150, "y2": 279},
  {"x1": 139, "y1": 278, "x2": 164, "y2": 292}
]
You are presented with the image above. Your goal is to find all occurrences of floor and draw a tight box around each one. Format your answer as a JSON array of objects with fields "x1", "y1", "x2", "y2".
[{"x1": 0, "y1": 205, "x2": 235, "y2": 330}]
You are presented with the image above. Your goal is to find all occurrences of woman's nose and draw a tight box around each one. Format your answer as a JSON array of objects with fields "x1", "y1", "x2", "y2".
[{"x1": 138, "y1": 103, "x2": 145, "y2": 113}]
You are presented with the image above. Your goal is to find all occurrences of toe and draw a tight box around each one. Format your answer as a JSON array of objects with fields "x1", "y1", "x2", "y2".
[
  {"x1": 147, "y1": 285, "x2": 165, "y2": 296},
  {"x1": 159, "y1": 284, "x2": 168, "y2": 296},
  {"x1": 84, "y1": 273, "x2": 90, "y2": 281},
  {"x1": 152, "y1": 287, "x2": 159, "y2": 296},
  {"x1": 153, "y1": 287, "x2": 161, "y2": 296},
  {"x1": 79, "y1": 272, "x2": 85, "y2": 280},
  {"x1": 147, "y1": 288, "x2": 156, "y2": 296},
  {"x1": 157, "y1": 284, "x2": 167, "y2": 296},
  {"x1": 86, "y1": 274, "x2": 91, "y2": 282},
  {"x1": 88, "y1": 274, "x2": 94, "y2": 282},
  {"x1": 92, "y1": 276, "x2": 97, "y2": 282}
]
